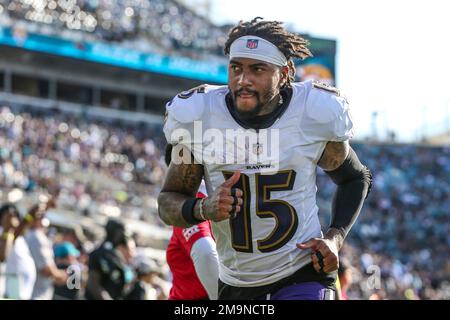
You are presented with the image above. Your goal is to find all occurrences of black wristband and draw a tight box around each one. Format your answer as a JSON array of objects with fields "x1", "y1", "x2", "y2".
[{"x1": 181, "y1": 198, "x2": 203, "y2": 225}]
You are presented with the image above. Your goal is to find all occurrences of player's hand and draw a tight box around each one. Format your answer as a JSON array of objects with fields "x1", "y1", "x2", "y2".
[
  {"x1": 202, "y1": 171, "x2": 243, "y2": 222},
  {"x1": 297, "y1": 238, "x2": 339, "y2": 274}
]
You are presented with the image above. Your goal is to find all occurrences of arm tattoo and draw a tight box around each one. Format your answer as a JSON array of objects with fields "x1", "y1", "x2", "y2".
[
  {"x1": 158, "y1": 147, "x2": 204, "y2": 227},
  {"x1": 318, "y1": 141, "x2": 350, "y2": 171},
  {"x1": 163, "y1": 161, "x2": 203, "y2": 196}
]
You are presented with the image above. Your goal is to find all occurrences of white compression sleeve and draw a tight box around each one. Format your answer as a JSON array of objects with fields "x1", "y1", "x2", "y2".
[{"x1": 190, "y1": 236, "x2": 219, "y2": 300}]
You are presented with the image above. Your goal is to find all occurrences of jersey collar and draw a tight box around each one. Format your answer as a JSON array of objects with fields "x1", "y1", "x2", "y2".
[{"x1": 225, "y1": 86, "x2": 293, "y2": 130}]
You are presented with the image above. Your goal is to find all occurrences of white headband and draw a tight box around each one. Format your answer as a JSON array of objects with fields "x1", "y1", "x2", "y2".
[{"x1": 229, "y1": 35, "x2": 288, "y2": 67}]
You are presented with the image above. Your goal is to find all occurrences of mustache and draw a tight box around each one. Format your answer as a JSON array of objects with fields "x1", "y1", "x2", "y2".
[{"x1": 235, "y1": 88, "x2": 259, "y2": 96}]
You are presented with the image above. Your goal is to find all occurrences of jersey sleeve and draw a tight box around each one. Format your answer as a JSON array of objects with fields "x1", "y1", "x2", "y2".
[
  {"x1": 300, "y1": 80, "x2": 354, "y2": 143},
  {"x1": 175, "y1": 221, "x2": 213, "y2": 254},
  {"x1": 163, "y1": 85, "x2": 209, "y2": 162}
]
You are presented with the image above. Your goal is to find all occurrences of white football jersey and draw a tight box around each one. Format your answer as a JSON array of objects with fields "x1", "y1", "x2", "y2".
[{"x1": 164, "y1": 80, "x2": 353, "y2": 287}]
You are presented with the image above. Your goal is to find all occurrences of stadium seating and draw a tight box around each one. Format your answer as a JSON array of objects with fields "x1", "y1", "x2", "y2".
[
  {"x1": 317, "y1": 143, "x2": 450, "y2": 299},
  {"x1": 0, "y1": 0, "x2": 228, "y2": 57}
]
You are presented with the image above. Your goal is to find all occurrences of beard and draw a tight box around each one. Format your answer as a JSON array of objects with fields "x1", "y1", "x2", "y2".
[
  {"x1": 235, "y1": 100, "x2": 264, "y2": 120},
  {"x1": 232, "y1": 88, "x2": 278, "y2": 120}
]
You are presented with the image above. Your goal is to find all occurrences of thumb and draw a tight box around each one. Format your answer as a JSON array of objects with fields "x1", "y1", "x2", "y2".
[
  {"x1": 222, "y1": 171, "x2": 241, "y2": 188},
  {"x1": 297, "y1": 239, "x2": 318, "y2": 250}
]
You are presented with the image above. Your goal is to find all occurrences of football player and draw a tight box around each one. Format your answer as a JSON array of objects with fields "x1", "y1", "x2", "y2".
[{"x1": 158, "y1": 17, "x2": 372, "y2": 300}]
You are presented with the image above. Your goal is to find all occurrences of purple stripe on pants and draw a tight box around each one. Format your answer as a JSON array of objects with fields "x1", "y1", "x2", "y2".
[{"x1": 257, "y1": 282, "x2": 331, "y2": 300}]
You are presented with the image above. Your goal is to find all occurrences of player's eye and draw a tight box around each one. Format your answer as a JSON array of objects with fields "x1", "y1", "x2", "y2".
[{"x1": 230, "y1": 65, "x2": 241, "y2": 72}]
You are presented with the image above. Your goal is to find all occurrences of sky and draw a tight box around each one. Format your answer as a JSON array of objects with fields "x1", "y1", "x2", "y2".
[{"x1": 200, "y1": 0, "x2": 450, "y2": 142}]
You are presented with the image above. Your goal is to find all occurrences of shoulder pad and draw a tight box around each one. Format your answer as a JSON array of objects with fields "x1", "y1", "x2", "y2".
[
  {"x1": 305, "y1": 80, "x2": 348, "y2": 124},
  {"x1": 312, "y1": 81, "x2": 340, "y2": 96},
  {"x1": 166, "y1": 84, "x2": 219, "y2": 123},
  {"x1": 164, "y1": 85, "x2": 227, "y2": 147}
]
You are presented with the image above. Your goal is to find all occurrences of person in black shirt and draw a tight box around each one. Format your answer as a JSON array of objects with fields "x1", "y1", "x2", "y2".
[{"x1": 85, "y1": 219, "x2": 136, "y2": 300}]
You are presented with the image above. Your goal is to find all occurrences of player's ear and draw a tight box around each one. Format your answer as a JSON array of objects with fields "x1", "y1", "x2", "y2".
[{"x1": 279, "y1": 66, "x2": 289, "y2": 87}]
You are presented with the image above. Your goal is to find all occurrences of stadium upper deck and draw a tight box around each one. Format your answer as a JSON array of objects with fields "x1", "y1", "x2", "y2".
[{"x1": 0, "y1": 0, "x2": 228, "y2": 56}]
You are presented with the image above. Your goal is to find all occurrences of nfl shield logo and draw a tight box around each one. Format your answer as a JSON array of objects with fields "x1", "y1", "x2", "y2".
[
  {"x1": 252, "y1": 143, "x2": 263, "y2": 155},
  {"x1": 246, "y1": 39, "x2": 259, "y2": 49}
]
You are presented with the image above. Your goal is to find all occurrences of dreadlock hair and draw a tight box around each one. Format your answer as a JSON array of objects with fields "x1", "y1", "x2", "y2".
[{"x1": 224, "y1": 17, "x2": 313, "y2": 87}]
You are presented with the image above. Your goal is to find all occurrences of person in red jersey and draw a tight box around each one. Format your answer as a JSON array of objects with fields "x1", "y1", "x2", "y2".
[{"x1": 164, "y1": 145, "x2": 219, "y2": 300}]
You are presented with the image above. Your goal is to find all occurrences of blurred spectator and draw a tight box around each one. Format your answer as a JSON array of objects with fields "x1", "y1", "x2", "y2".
[
  {"x1": 125, "y1": 258, "x2": 167, "y2": 300},
  {"x1": 25, "y1": 203, "x2": 68, "y2": 299},
  {"x1": 0, "y1": 204, "x2": 20, "y2": 262},
  {"x1": 56, "y1": 227, "x2": 89, "y2": 262},
  {"x1": 52, "y1": 241, "x2": 82, "y2": 300},
  {"x1": 85, "y1": 219, "x2": 135, "y2": 300},
  {"x1": 0, "y1": 203, "x2": 36, "y2": 299}
]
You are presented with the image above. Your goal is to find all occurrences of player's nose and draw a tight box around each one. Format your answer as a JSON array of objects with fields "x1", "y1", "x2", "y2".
[{"x1": 237, "y1": 71, "x2": 252, "y2": 87}]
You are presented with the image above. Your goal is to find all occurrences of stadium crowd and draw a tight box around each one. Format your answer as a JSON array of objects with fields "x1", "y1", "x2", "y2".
[
  {"x1": 317, "y1": 143, "x2": 450, "y2": 299},
  {"x1": 0, "y1": 104, "x2": 448, "y2": 299},
  {"x1": 0, "y1": 105, "x2": 166, "y2": 225},
  {"x1": 0, "y1": 104, "x2": 172, "y2": 299},
  {"x1": 0, "y1": 0, "x2": 228, "y2": 58}
]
